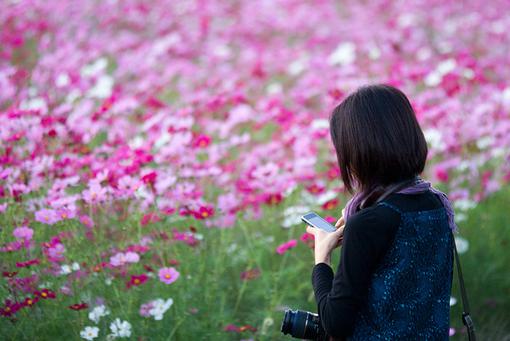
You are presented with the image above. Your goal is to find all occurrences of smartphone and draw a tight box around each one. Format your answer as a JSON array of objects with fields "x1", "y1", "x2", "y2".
[{"x1": 301, "y1": 211, "x2": 337, "y2": 232}]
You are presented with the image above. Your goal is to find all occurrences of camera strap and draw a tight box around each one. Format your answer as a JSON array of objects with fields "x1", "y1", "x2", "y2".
[
  {"x1": 374, "y1": 177, "x2": 476, "y2": 340},
  {"x1": 453, "y1": 235, "x2": 476, "y2": 340}
]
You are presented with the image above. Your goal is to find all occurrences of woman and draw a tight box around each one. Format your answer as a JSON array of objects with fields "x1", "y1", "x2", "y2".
[{"x1": 306, "y1": 84, "x2": 455, "y2": 340}]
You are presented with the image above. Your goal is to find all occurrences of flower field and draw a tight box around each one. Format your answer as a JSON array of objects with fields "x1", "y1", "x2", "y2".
[{"x1": 1, "y1": 0, "x2": 510, "y2": 340}]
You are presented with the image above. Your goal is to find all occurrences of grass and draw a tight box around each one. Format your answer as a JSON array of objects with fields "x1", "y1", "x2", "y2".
[{"x1": 0, "y1": 185, "x2": 509, "y2": 340}]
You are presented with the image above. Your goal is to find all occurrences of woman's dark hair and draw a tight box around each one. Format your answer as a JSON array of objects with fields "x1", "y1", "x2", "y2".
[{"x1": 329, "y1": 83, "x2": 428, "y2": 195}]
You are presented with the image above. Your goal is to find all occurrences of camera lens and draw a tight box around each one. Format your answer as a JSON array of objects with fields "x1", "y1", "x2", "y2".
[{"x1": 281, "y1": 309, "x2": 323, "y2": 340}]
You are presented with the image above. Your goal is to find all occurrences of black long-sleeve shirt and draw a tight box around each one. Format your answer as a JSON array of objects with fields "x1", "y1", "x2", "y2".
[{"x1": 311, "y1": 191, "x2": 443, "y2": 339}]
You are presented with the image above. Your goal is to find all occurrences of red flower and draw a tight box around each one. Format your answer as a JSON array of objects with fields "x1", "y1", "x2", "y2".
[
  {"x1": 172, "y1": 229, "x2": 199, "y2": 247},
  {"x1": 145, "y1": 96, "x2": 166, "y2": 109},
  {"x1": 34, "y1": 289, "x2": 56, "y2": 299},
  {"x1": 126, "y1": 274, "x2": 148, "y2": 288},
  {"x1": 240, "y1": 268, "x2": 261, "y2": 281},
  {"x1": 328, "y1": 88, "x2": 344, "y2": 100},
  {"x1": 141, "y1": 172, "x2": 157, "y2": 186},
  {"x1": 321, "y1": 198, "x2": 339, "y2": 210},
  {"x1": 16, "y1": 258, "x2": 40, "y2": 268},
  {"x1": 223, "y1": 324, "x2": 257, "y2": 333},
  {"x1": 1, "y1": 300, "x2": 22, "y2": 317},
  {"x1": 300, "y1": 232, "x2": 315, "y2": 249},
  {"x1": 224, "y1": 324, "x2": 240, "y2": 332},
  {"x1": 143, "y1": 264, "x2": 154, "y2": 272},
  {"x1": 22, "y1": 296, "x2": 39, "y2": 308},
  {"x1": 306, "y1": 183, "x2": 325, "y2": 195},
  {"x1": 140, "y1": 212, "x2": 161, "y2": 226},
  {"x1": 92, "y1": 262, "x2": 107, "y2": 273},
  {"x1": 239, "y1": 325, "x2": 257, "y2": 332},
  {"x1": 192, "y1": 134, "x2": 211, "y2": 148},
  {"x1": 2, "y1": 271, "x2": 18, "y2": 278},
  {"x1": 168, "y1": 259, "x2": 180, "y2": 266},
  {"x1": 69, "y1": 302, "x2": 89, "y2": 311},
  {"x1": 264, "y1": 193, "x2": 283, "y2": 205},
  {"x1": 193, "y1": 206, "x2": 214, "y2": 220},
  {"x1": 435, "y1": 167, "x2": 449, "y2": 182},
  {"x1": 125, "y1": 244, "x2": 150, "y2": 254}
]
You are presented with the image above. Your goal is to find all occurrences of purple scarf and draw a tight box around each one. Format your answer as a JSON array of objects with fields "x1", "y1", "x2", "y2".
[{"x1": 343, "y1": 176, "x2": 458, "y2": 233}]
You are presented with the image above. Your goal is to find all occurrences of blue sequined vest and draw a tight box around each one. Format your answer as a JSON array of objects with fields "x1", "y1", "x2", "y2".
[{"x1": 348, "y1": 200, "x2": 454, "y2": 340}]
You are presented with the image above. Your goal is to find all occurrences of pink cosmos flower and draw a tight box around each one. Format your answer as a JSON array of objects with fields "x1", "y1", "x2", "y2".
[
  {"x1": 139, "y1": 302, "x2": 154, "y2": 317},
  {"x1": 0, "y1": 241, "x2": 23, "y2": 252},
  {"x1": 158, "y1": 267, "x2": 180, "y2": 285},
  {"x1": 110, "y1": 252, "x2": 139, "y2": 267},
  {"x1": 47, "y1": 243, "x2": 66, "y2": 262},
  {"x1": 35, "y1": 208, "x2": 61, "y2": 225},
  {"x1": 82, "y1": 182, "x2": 107, "y2": 204},
  {"x1": 276, "y1": 239, "x2": 298, "y2": 255},
  {"x1": 13, "y1": 226, "x2": 34, "y2": 240},
  {"x1": 56, "y1": 208, "x2": 76, "y2": 220},
  {"x1": 79, "y1": 215, "x2": 94, "y2": 228},
  {"x1": 435, "y1": 166, "x2": 449, "y2": 182}
]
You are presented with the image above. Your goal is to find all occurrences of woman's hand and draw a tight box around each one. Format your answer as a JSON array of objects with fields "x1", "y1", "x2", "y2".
[{"x1": 306, "y1": 209, "x2": 346, "y2": 266}]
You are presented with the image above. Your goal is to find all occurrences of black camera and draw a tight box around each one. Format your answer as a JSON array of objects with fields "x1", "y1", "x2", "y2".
[{"x1": 280, "y1": 309, "x2": 327, "y2": 340}]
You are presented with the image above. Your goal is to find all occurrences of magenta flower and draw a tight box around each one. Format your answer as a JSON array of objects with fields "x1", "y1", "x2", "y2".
[
  {"x1": 35, "y1": 208, "x2": 61, "y2": 225},
  {"x1": 126, "y1": 274, "x2": 148, "y2": 289},
  {"x1": 276, "y1": 239, "x2": 298, "y2": 255},
  {"x1": 158, "y1": 267, "x2": 180, "y2": 285},
  {"x1": 13, "y1": 226, "x2": 34, "y2": 240}
]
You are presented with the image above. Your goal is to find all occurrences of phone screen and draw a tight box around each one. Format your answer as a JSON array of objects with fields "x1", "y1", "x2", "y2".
[{"x1": 302, "y1": 212, "x2": 336, "y2": 232}]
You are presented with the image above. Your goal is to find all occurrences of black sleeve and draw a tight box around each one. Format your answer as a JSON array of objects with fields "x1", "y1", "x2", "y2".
[{"x1": 311, "y1": 205, "x2": 400, "y2": 338}]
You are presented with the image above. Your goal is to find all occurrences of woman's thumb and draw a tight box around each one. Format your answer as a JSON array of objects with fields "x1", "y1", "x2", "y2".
[{"x1": 334, "y1": 225, "x2": 344, "y2": 236}]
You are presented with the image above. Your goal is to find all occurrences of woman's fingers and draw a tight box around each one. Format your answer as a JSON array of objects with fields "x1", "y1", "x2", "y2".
[
  {"x1": 334, "y1": 224, "x2": 345, "y2": 236},
  {"x1": 335, "y1": 216, "x2": 344, "y2": 227},
  {"x1": 335, "y1": 208, "x2": 347, "y2": 227},
  {"x1": 306, "y1": 225, "x2": 315, "y2": 235}
]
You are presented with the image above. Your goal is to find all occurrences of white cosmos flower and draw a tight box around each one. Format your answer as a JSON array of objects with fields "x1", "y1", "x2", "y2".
[
  {"x1": 311, "y1": 119, "x2": 329, "y2": 129},
  {"x1": 454, "y1": 236, "x2": 469, "y2": 254},
  {"x1": 328, "y1": 42, "x2": 356, "y2": 66},
  {"x1": 454, "y1": 212, "x2": 467, "y2": 223},
  {"x1": 453, "y1": 199, "x2": 477, "y2": 211},
  {"x1": 281, "y1": 205, "x2": 312, "y2": 228},
  {"x1": 316, "y1": 190, "x2": 338, "y2": 205},
  {"x1": 60, "y1": 264, "x2": 72, "y2": 275},
  {"x1": 81, "y1": 57, "x2": 108, "y2": 77},
  {"x1": 110, "y1": 318, "x2": 132, "y2": 337},
  {"x1": 423, "y1": 128, "x2": 446, "y2": 151},
  {"x1": 149, "y1": 298, "x2": 174, "y2": 320},
  {"x1": 71, "y1": 262, "x2": 81, "y2": 271},
  {"x1": 88, "y1": 305, "x2": 110, "y2": 324},
  {"x1": 56, "y1": 73, "x2": 70, "y2": 87},
  {"x1": 266, "y1": 82, "x2": 283, "y2": 94},
  {"x1": 80, "y1": 326, "x2": 99, "y2": 340},
  {"x1": 450, "y1": 296, "x2": 457, "y2": 306},
  {"x1": 88, "y1": 75, "x2": 114, "y2": 98}
]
